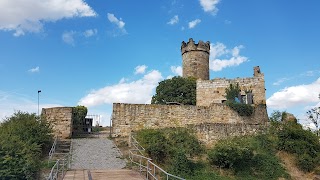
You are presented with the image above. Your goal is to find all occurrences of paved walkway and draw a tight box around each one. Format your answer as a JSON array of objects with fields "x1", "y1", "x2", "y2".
[
  {"x1": 64, "y1": 169, "x2": 143, "y2": 180},
  {"x1": 71, "y1": 138, "x2": 126, "y2": 169}
]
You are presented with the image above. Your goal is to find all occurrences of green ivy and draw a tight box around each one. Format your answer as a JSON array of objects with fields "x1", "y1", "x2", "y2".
[{"x1": 226, "y1": 101, "x2": 254, "y2": 116}]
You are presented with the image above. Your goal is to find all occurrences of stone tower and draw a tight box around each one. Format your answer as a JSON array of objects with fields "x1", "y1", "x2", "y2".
[{"x1": 181, "y1": 38, "x2": 210, "y2": 80}]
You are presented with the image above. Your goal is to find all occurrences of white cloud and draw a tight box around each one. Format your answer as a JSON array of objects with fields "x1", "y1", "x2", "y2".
[
  {"x1": 0, "y1": 0, "x2": 96, "y2": 36},
  {"x1": 209, "y1": 42, "x2": 248, "y2": 71},
  {"x1": 62, "y1": 31, "x2": 76, "y2": 45},
  {"x1": 0, "y1": 90, "x2": 62, "y2": 122},
  {"x1": 167, "y1": 15, "x2": 179, "y2": 25},
  {"x1": 199, "y1": 0, "x2": 220, "y2": 15},
  {"x1": 188, "y1": 19, "x2": 201, "y2": 29},
  {"x1": 78, "y1": 70, "x2": 163, "y2": 107},
  {"x1": 267, "y1": 78, "x2": 320, "y2": 109},
  {"x1": 107, "y1": 13, "x2": 127, "y2": 35},
  {"x1": 170, "y1": 66, "x2": 182, "y2": 76},
  {"x1": 28, "y1": 66, "x2": 40, "y2": 73},
  {"x1": 135, "y1": 65, "x2": 148, "y2": 74},
  {"x1": 224, "y1": 20, "x2": 231, "y2": 24},
  {"x1": 83, "y1": 29, "x2": 98, "y2": 37},
  {"x1": 273, "y1": 77, "x2": 291, "y2": 86}
]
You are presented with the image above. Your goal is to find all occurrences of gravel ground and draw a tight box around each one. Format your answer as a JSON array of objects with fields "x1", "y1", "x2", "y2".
[{"x1": 71, "y1": 138, "x2": 126, "y2": 169}]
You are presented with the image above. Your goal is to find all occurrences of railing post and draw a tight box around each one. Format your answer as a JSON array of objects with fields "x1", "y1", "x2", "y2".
[
  {"x1": 56, "y1": 160, "x2": 59, "y2": 179},
  {"x1": 129, "y1": 134, "x2": 132, "y2": 147},
  {"x1": 62, "y1": 158, "x2": 65, "y2": 178},
  {"x1": 146, "y1": 160, "x2": 149, "y2": 180}
]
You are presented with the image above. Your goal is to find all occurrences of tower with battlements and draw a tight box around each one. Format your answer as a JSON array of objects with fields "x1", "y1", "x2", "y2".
[{"x1": 181, "y1": 38, "x2": 210, "y2": 80}]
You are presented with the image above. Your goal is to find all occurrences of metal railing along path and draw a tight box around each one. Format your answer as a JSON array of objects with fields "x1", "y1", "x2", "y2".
[
  {"x1": 129, "y1": 135, "x2": 185, "y2": 180},
  {"x1": 48, "y1": 136, "x2": 58, "y2": 161},
  {"x1": 47, "y1": 138, "x2": 73, "y2": 180},
  {"x1": 47, "y1": 153, "x2": 71, "y2": 180}
]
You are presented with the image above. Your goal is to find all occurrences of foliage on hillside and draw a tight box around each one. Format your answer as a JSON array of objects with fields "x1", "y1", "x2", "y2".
[
  {"x1": 135, "y1": 118, "x2": 320, "y2": 179},
  {"x1": 208, "y1": 135, "x2": 289, "y2": 179},
  {"x1": 151, "y1": 76, "x2": 196, "y2": 105},
  {"x1": 136, "y1": 128, "x2": 288, "y2": 179},
  {"x1": 136, "y1": 128, "x2": 207, "y2": 178},
  {"x1": 0, "y1": 111, "x2": 53, "y2": 179}
]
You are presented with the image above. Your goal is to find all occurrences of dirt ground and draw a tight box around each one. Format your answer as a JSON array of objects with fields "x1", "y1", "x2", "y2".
[{"x1": 277, "y1": 151, "x2": 317, "y2": 180}]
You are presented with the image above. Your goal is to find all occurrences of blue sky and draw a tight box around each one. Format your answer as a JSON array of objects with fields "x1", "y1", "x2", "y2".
[{"x1": 0, "y1": 0, "x2": 319, "y2": 127}]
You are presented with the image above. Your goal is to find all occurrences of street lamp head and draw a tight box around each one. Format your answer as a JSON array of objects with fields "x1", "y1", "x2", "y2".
[{"x1": 38, "y1": 90, "x2": 41, "y2": 93}]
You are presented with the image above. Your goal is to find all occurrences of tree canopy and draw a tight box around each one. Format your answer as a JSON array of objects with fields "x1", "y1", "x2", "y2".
[{"x1": 151, "y1": 76, "x2": 196, "y2": 105}]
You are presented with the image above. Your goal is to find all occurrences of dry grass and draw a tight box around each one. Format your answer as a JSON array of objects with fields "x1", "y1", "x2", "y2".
[{"x1": 277, "y1": 151, "x2": 316, "y2": 180}]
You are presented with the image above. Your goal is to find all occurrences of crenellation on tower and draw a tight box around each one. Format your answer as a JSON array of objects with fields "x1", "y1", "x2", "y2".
[
  {"x1": 181, "y1": 38, "x2": 210, "y2": 55},
  {"x1": 181, "y1": 38, "x2": 210, "y2": 80}
]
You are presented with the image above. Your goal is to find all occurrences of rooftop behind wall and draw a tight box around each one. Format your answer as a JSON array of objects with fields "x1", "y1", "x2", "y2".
[{"x1": 41, "y1": 107, "x2": 73, "y2": 139}]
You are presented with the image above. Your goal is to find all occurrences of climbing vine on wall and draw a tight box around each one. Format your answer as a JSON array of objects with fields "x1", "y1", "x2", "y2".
[{"x1": 225, "y1": 83, "x2": 254, "y2": 116}]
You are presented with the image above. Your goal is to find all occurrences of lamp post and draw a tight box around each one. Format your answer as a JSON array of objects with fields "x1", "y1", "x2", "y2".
[{"x1": 38, "y1": 90, "x2": 41, "y2": 117}]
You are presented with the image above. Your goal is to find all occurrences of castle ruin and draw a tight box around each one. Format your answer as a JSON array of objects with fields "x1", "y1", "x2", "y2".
[{"x1": 112, "y1": 38, "x2": 268, "y2": 145}]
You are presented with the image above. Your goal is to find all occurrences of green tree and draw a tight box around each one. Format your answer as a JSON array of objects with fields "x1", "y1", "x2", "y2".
[
  {"x1": 225, "y1": 83, "x2": 240, "y2": 101},
  {"x1": 151, "y1": 76, "x2": 196, "y2": 105},
  {"x1": 306, "y1": 94, "x2": 320, "y2": 136},
  {"x1": 269, "y1": 110, "x2": 288, "y2": 122}
]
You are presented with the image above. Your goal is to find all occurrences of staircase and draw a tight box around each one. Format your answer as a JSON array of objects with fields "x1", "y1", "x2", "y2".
[{"x1": 50, "y1": 139, "x2": 72, "y2": 161}]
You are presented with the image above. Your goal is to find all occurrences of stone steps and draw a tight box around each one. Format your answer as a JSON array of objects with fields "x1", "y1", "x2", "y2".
[
  {"x1": 50, "y1": 139, "x2": 71, "y2": 161},
  {"x1": 64, "y1": 169, "x2": 143, "y2": 180}
]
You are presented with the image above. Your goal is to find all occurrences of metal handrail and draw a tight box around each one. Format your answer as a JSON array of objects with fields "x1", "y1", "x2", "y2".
[
  {"x1": 131, "y1": 136, "x2": 145, "y2": 154},
  {"x1": 146, "y1": 160, "x2": 184, "y2": 180},
  {"x1": 47, "y1": 153, "x2": 71, "y2": 180},
  {"x1": 48, "y1": 136, "x2": 58, "y2": 161},
  {"x1": 47, "y1": 139, "x2": 73, "y2": 180},
  {"x1": 129, "y1": 135, "x2": 185, "y2": 180}
]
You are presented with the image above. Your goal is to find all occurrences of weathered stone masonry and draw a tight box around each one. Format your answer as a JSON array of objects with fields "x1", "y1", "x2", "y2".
[
  {"x1": 41, "y1": 107, "x2": 73, "y2": 139},
  {"x1": 197, "y1": 66, "x2": 266, "y2": 106},
  {"x1": 112, "y1": 103, "x2": 268, "y2": 145}
]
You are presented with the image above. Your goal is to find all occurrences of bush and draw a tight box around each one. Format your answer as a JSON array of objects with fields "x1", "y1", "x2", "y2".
[
  {"x1": 0, "y1": 111, "x2": 53, "y2": 179},
  {"x1": 166, "y1": 128, "x2": 203, "y2": 157},
  {"x1": 226, "y1": 101, "x2": 254, "y2": 116},
  {"x1": 297, "y1": 154, "x2": 316, "y2": 172},
  {"x1": 208, "y1": 138, "x2": 254, "y2": 169},
  {"x1": 208, "y1": 135, "x2": 288, "y2": 179},
  {"x1": 136, "y1": 129, "x2": 168, "y2": 163},
  {"x1": 167, "y1": 150, "x2": 195, "y2": 177},
  {"x1": 277, "y1": 122, "x2": 320, "y2": 156},
  {"x1": 249, "y1": 153, "x2": 288, "y2": 179}
]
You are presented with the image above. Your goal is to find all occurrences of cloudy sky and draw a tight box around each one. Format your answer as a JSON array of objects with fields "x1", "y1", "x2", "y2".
[{"x1": 1, "y1": 0, "x2": 319, "y2": 126}]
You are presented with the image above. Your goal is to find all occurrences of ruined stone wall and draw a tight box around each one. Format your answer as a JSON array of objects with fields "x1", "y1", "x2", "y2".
[
  {"x1": 197, "y1": 70, "x2": 266, "y2": 106},
  {"x1": 41, "y1": 107, "x2": 73, "y2": 139},
  {"x1": 112, "y1": 103, "x2": 268, "y2": 143},
  {"x1": 190, "y1": 123, "x2": 267, "y2": 146}
]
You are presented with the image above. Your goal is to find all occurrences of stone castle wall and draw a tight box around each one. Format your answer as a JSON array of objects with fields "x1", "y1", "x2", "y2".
[
  {"x1": 42, "y1": 107, "x2": 73, "y2": 139},
  {"x1": 190, "y1": 123, "x2": 268, "y2": 146},
  {"x1": 197, "y1": 68, "x2": 266, "y2": 106},
  {"x1": 112, "y1": 103, "x2": 268, "y2": 145}
]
